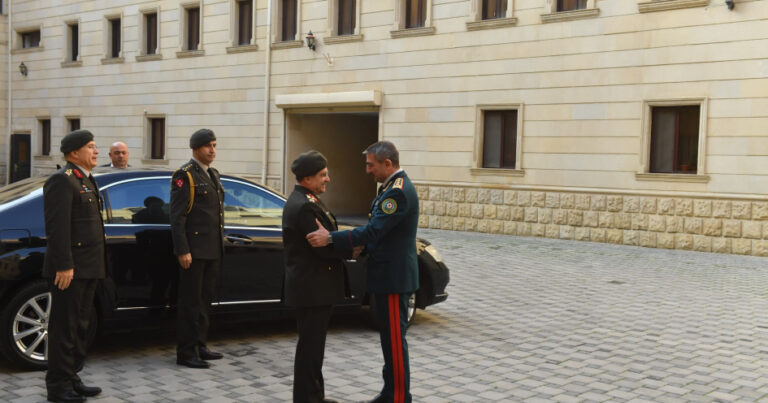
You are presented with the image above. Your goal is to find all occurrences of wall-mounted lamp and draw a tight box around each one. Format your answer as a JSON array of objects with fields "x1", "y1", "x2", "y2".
[
  {"x1": 725, "y1": 0, "x2": 735, "y2": 10},
  {"x1": 305, "y1": 31, "x2": 316, "y2": 51},
  {"x1": 19, "y1": 62, "x2": 28, "y2": 77}
]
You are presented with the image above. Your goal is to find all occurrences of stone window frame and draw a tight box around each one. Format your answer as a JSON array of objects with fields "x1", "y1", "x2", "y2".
[
  {"x1": 36, "y1": 117, "x2": 52, "y2": 157},
  {"x1": 540, "y1": 0, "x2": 599, "y2": 24},
  {"x1": 466, "y1": 0, "x2": 517, "y2": 31},
  {"x1": 65, "y1": 116, "x2": 81, "y2": 133},
  {"x1": 144, "y1": 114, "x2": 168, "y2": 163},
  {"x1": 61, "y1": 19, "x2": 82, "y2": 67},
  {"x1": 638, "y1": 0, "x2": 709, "y2": 13},
  {"x1": 325, "y1": 0, "x2": 363, "y2": 45},
  {"x1": 271, "y1": 0, "x2": 303, "y2": 49},
  {"x1": 391, "y1": 0, "x2": 436, "y2": 38},
  {"x1": 101, "y1": 12, "x2": 125, "y2": 64},
  {"x1": 177, "y1": 1, "x2": 205, "y2": 58},
  {"x1": 137, "y1": 6, "x2": 162, "y2": 61},
  {"x1": 471, "y1": 104, "x2": 525, "y2": 177},
  {"x1": 636, "y1": 97, "x2": 710, "y2": 183},
  {"x1": 13, "y1": 24, "x2": 44, "y2": 53},
  {"x1": 227, "y1": 0, "x2": 259, "y2": 53}
]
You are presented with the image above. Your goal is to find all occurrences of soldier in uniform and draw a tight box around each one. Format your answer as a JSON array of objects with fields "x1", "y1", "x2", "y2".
[
  {"x1": 170, "y1": 128, "x2": 225, "y2": 369},
  {"x1": 282, "y1": 151, "x2": 358, "y2": 403},
  {"x1": 306, "y1": 141, "x2": 419, "y2": 403},
  {"x1": 43, "y1": 130, "x2": 105, "y2": 403}
]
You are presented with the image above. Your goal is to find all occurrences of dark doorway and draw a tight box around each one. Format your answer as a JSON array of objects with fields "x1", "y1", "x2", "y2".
[{"x1": 10, "y1": 133, "x2": 31, "y2": 183}]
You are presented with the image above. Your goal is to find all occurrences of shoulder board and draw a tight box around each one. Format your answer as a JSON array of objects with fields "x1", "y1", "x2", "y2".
[
  {"x1": 306, "y1": 193, "x2": 318, "y2": 203},
  {"x1": 393, "y1": 177, "x2": 404, "y2": 190},
  {"x1": 180, "y1": 163, "x2": 193, "y2": 171},
  {"x1": 65, "y1": 169, "x2": 73, "y2": 176}
]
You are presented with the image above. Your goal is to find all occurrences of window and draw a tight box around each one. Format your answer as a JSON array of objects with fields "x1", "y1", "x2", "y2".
[
  {"x1": 222, "y1": 180, "x2": 284, "y2": 228},
  {"x1": 482, "y1": 110, "x2": 517, "y2": 169},
  {"x1": 558, "y1": 0, "x2": 587, "y2": 11},
  {"x1": 483, "y1": 0, "x2": 507, "y2": 20},
  {"x1": 237, "y1": 0, "x2": 253, "y2": 45},
  {"x1": 21, "y1": 30, "x2": 41, "y2": 48},
  {"x1": 186, "y1": 7, "x2": 200, "y2": 50},
  {"x1": 68, "y1": 118, "x2": 80, "y2": 132},
  {"x1": 67, "y1": 22, "x2": 79, "y2": 61},
  {"x1": 144, "y1": 12, "x2": 158, "y2": 55},
  {"x1": 649, "y1": 106, "x2": 700, "y2": 174},
  {"x1": 150, "y1": 118, "x2": 165, "y2": 160},
  {"x1": 108, "y1": 17, "x2": 121, "y2": 58},
  {"x1": 40, "y1": 119, "x2": 51, "y2": 156},
  {"x1": 405, "y1": 0, "x2": 426, "y2": 28},
  {"x1": 105, "y1": 178, "x2": 170, "y2": 224},
  {"x1": 337, "y1": 0, "x2": 355, "y2": 35},
  {"x1": 281, "y1": 0, "x2": 297, "y2": 41}
]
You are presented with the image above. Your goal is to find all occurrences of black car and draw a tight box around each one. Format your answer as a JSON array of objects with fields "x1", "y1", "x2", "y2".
[{"x1": 0, "y1": 169, "x2": 449, "y2": 370}]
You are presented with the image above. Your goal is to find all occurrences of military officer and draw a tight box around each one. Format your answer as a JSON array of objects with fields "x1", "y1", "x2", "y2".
[
  {"x1": 170, "y1": 128, "x2": 225, "y2": 369},
  {"x1": 282, "y1": 151, "x2": 358, "y2": 403},
  {"x1": 306, "y1": 141, "x2": 419, "y2": 403},
  {"x1": 43, "y1": 130, "x2": 105, "y2": 403}
]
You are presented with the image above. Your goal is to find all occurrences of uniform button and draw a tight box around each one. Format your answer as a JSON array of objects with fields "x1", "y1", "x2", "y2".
[
  {"x1": 194, "y1": 231, "x2": 199, "y2": 235},
  {"x1": 77, "y1": 242, "x2": 82, "y2": 246},
  {"x1": 328, "y1": 266, "x2": 331, "y2": 271},
  {"x1": 204, "y1": 191, "x2": 208, "y2": 194},
  {"x1": 220, "y1": 225, "x2": 223, "y2": 228},
  {"x1": 88, "y1": 198, "x2": 92, "y2": 202}
]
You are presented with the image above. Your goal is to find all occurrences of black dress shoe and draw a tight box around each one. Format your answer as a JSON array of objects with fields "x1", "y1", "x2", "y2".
[
  {"x1": 176, "y1": 357, "x2": 211, "y2": 368},
  {"x1": 199, "y1": 347, "x2": 223, "y2": 360},
  {"x1": 73, "y1": 381, "x2": 101, "y2": 397},
  {"x1": 47, "y1": 390, "x2": 85, "y2": 403}
]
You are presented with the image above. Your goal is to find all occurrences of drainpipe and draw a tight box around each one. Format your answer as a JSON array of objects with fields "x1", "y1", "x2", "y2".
[
  {"x1": 5, "y1": 0, "x2": 12, "y2": 185},
  {"x1": 260, "y1": 0, "x2": 273, "y2": 185}
]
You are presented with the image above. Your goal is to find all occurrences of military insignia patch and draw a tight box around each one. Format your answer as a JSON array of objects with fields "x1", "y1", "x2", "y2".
[
  {"x1": 393, "y1": 178, "x2": 404, "y2": 189},
  {"x1": 73, "y1": 169, "x2": 83, "y2": 179},
  {"x1": 306, "y1": 194, "x2": 318, "y2": 203},
  {"x1": 65, "y1": 169, "x2": 72, "y2": 176},
  {"x1": 381, "y1": 198, "x2": 397, "y2": 214},
  {"x1": 175, "y1": 178, "x2": 184, "y2": 188}
]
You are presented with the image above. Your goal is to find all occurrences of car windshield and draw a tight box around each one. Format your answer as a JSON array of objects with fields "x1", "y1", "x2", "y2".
[{"x1": 0, "y1": 176, "x2": 47, "y2": 205}]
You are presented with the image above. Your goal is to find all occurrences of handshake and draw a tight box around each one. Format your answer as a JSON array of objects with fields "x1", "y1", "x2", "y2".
[{"x1": 306, "y1": 218, "x2": 364, "y2": 258}]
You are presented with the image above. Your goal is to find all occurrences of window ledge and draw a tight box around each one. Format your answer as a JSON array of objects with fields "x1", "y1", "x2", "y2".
[
  {"x1": 12, "y1": 46, "x2": 43, "y2": 54},
  {"x1": 33, "y1": 155, "x2": 53, "y2": 160},
  {"x1": 226, "y1": 44, "x2": 259, "y2": 53},
  {"x1": 541, "y1": 8, "x2": 599, "y2": 23},
  {"x1": 101, "y1": 57, "x2": 124, "y2": 65},
  {"x1": 136, "y1": 53, "x2": 163, "y2": 62},
  {"x1": 471, "y1": 168, "x2": 525, "y2": 177},
  {"x1": 638, "y1": 0, "x2": 709, "y2": 13},
  {"x1": 176, "y1": 49, "x2": 205, "y2": 58},
  {"x1": 323, "y1": 34, "x2": 363, "y2": 45},
  {"x1": 635, "y1": 172, "x2": 710, "y2": 183},
  {"x1": 60, "y1": 60, "x2": 82, "y2": 68},
  {"x1": 141, "y1": 159, "x2": 169, "y2": 165},
  {"x1": 390, "y1": 26, "x2": 436, "y2": 39},
  {"x1": 271, "y1": 40, "x2": 303, "y2": 50},
  {"x1": 466, "y1": 17, "x2": 518, "y2": 31}
]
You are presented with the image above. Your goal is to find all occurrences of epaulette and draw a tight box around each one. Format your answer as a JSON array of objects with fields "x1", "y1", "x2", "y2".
[
  {"x1": 393, "y1": 177, "x2": 404, "y2": 190},
  {"x1": 180, "y1": 163, "x2": 193, "y2": 172}
]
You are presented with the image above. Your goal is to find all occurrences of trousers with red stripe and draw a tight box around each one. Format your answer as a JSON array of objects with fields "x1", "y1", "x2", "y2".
[{"x1": 373, "y1": 293, "x2": 412, "y2": 403}]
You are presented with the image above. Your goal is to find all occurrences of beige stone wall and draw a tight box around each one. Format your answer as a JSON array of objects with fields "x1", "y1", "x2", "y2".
[{"x1": 416, "y1": 183, "x2": 768, "y2": 256}]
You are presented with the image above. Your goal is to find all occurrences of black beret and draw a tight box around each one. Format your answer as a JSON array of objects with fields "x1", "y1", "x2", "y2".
[
  {"x1": 60, "y1": 129, "x2": 94, "y2": 154},
  {"x1": 189, "y1": 128, "x2": 216, "y2": 149},
  {"x1": 291, "y1": 150, "x2": 327, "y2": 180}
]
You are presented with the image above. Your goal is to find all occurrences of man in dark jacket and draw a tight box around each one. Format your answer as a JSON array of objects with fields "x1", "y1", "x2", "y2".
[
  {"x1": 170, "y1": 128, "x2": 225, "y2": 369},
  {"x1": 43, "y1": 129, "x2": 105, "y2": 403},
  {"x1": 282, "y1": 150, "x2": 358, "y2": 403},
  {"x1": 306, "y1": 141, "x2": 419, "y2": 403}
]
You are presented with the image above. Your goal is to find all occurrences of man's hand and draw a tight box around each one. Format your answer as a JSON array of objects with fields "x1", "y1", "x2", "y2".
[
  {"x1": 306, "y1": 218, "x2": 330, "y2": 247},
  {"x1": 54, "y1": 268, "x2": 74, "y2": 290},
  {"x1": 352, "y1": 246, "x2": 364, "y2": 258},
  {"x1": 178, "y1": 253, "x2": 192, "y2": 269}
]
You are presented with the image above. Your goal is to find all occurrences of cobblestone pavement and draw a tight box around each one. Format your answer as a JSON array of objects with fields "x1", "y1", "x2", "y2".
[{"x1": 3, "y1": 229, "x2": 768, "y2": 402}]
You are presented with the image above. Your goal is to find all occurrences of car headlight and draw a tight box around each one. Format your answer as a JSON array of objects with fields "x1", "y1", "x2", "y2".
[{"x1": 423, "y1": 244, "x2": 443, "y2": 263}]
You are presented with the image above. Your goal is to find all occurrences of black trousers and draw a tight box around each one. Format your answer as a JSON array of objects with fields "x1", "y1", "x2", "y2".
[
  {"x1": 293, "y1": 305, "x2": 333, "y2": 403},
  {"x1": 374, "y1": 293, "x2": 412, "y2": 403},
  {"x1": 46, "y1": 278, "x2": 98, "y2": 395},
  {"x1": 176, "y1": 258, "x2": 220, "y2": 359}
]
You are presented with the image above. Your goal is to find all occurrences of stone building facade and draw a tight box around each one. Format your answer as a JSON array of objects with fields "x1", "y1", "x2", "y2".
[{"x1": 0, "y1": 0, "x2": 766, "y2": 255}]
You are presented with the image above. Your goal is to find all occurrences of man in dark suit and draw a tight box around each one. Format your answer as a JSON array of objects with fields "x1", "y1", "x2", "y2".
[
  {"x1": 170, "y1": 128, "x2": 225, "y2": 369},
  {"x1": 43, "y1": 129, "x2": 106, "y2": 403},
  {"x1": 307, "y1": 141, "x2": 419, "y2": 403},
  {"x1": 100, "y1": 141, "x2": 130, "y2": 168},
  {"x1": 282, "y1": 151, "x2": 359, "y2": 403}
]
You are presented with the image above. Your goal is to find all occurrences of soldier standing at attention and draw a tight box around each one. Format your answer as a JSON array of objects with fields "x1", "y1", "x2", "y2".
[
  {"x1": 282, "y1": 151, "x2": 360, "y2": 403},
  {"x1": 306, "y1": 141, "x2": 419, "y2": 403},
  {"x1": 170, "y1": 129, "x2": 225, "y2": 369},
  {"x1": 43, "y1": 130, "x2": 105, "y2": 403}
]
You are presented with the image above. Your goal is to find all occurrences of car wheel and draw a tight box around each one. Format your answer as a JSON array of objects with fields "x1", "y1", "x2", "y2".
[{"x1": 368, "y1": 293, "x2": 416, "y2": 329}]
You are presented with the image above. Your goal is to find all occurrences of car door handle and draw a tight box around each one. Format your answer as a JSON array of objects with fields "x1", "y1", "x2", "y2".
[{"x1": 226, "y1": 235, "x2": 253, "y2": 245}]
